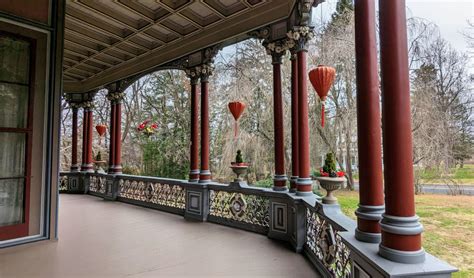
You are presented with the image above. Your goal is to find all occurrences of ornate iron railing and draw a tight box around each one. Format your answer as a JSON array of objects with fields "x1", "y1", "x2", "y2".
[
  {"x1": 116, "y1": 175, "x2": 186, "y2": 214},
  {"x1": 88, "y1": 173, "x2": 107, "y2": 195},
  {"x1": 208, "y1": 188, "x2": 270, "y2": 234},
  {"x1": 59, "y1": 173, "x2": 68, "y2": 192},
  {"x1": 305, "y1": 207, "x2": 351, "y2": 278}
]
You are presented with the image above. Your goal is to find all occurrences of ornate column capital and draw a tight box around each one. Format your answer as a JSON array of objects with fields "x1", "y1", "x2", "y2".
[
  {"x1": 79, "y1": 100, "x2": 95, "y2": 111},
  {"x1": 106, "y1": 79, "x2": 130, "y2": 104},
  {"x1": 185, "y1": 67, "x2": 200, "y2": 85},
  {"x1": 287, "y1": 26, "x2": 315, "y2": 52},
  {"x1": 194, "y1": 63, "x2": 213, "y2": 82},
  {"x1": 263, "y1": 39, "x2": 294, "y2": 64}
]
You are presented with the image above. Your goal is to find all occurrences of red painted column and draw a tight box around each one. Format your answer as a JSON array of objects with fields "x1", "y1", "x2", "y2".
[
  {"x1": 296, "y1": 47, "x2": 312, "y2": 196},
  {"x1": 272, "y1": 53, "x2": 287, "y2": 191},
  {"x1": 290, "y1": 51, "x2": 299, "y2": 193},
  {"x1": 378, "y1": 0, "x2": 424, "y2": 263},
  {"x1": 189, "y1": 76, "x2": 200, "y2": 182},
  {"x1": 81, "y1": 105, "x2": 94, "y2": 172},
  {"x1": 70, "y1": 106, "x2": 79, "y2": 172},
  {"x1": 108, "y1": 102, "x2": 116, "y2": 173},
  {"x1": 86, "y1": 109, "x2": 94, "y2": 170},
  {"x1": 114, "y1": 101, "x2": 123, "y2": 173},
  {"x1": 354, "y1": 0, "x2": 385, "y2": 243},
  {"x1": 199, "y1": 71, "x2": 211, "y2": 183}
]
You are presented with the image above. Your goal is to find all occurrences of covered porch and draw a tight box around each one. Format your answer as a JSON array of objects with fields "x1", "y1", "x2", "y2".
[{"x1": 0, "y1": 0, "x2": 459, "y2": 277}]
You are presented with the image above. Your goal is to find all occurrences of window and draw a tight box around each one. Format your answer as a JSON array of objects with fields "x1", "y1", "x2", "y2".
[{"x1": 0, "y1": 33, "x2": 34, "y2": 239}]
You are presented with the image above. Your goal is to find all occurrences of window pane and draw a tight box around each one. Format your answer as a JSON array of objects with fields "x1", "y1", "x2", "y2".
[
  {"x1": 0, "y1": 36, "x2": 30, "y2": 84},
  {"x1": 0, "y1": 133, "x2": 25, "y2": 178},
  {"x1": 0, "y1": 83, "x2": 28, "y2": 128},
  {"x1": 0, "y1": 178, "x2": 25, "y2": 226}
]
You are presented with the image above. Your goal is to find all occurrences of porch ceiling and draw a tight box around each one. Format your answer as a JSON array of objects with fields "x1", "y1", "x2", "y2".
[{"x1": 63, "y1": 0, "x2": 297, "y2": 93}]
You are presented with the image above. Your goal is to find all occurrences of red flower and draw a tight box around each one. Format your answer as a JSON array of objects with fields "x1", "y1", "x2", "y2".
[
  {"x1": 151, "y1": 123, "x2": 158, "y2": 129},
  {"x1": 322, "y1": 172, "x2": 329, "y2": 177},
  {"x1": 137, "y1": 123, "x2": 145, "y2": 130},
  {"x1": 337, "y1": 171, "x2": 345, "y2": 177}
]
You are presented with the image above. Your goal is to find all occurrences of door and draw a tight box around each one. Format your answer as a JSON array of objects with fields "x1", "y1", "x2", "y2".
[{"x1": 0, "y1": 32, "x2": 34, "y2": 240}]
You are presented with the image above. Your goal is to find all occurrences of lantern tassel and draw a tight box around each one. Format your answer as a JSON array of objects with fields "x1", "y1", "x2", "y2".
[
  {"x1": 234, "y1": 121, "x2": 239, "y2": 138},
  {"x1": 321, "y1": 103, "x2": 325, "y2": 128}
]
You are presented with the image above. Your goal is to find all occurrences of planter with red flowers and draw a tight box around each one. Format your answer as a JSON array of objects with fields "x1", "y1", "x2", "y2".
[
  {"x1": 230, "y1": 150, "x2": 249, "y2": 182},
  {"x1": 137, "y1": 120, "x2": 158, "y2": 137},
  {"x1": 315, "y1": 153, "x2": 346, "y2": 204}
]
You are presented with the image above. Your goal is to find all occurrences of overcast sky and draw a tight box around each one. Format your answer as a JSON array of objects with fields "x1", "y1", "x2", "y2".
[{"x1": 314, "y1": 0, "x2": 474, "y2": 53}]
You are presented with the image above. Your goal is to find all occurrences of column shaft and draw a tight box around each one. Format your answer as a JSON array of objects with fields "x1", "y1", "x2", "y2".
[
  {"x1": 378, "y1": 0, "x2": 424, "y2": 263},
  {"x1": 70, "y1": 107, "x2": 79, "y2": 172},
  {"x1": 354, "y1": 0, "x2": 385, "y2": 243},
  {"x1": 290, "y1": 54, "x2": 299, "y2": 192},
  {"x1": 81, "y1": 109, "x2": 93, "y2": 172},
  {"x1": 114, "y1": 102, "x2": 122, "y2": 173},
  {"x1": 296, "y1": 50, "x2": 312, "y2": 195},
  {"x1": 199, "y1": 78, "x2": 211, "y2": 182},
  {"x1": 108, "y1": 103, "x2": 116, "y2": 173},
  {"x1": 189, "y1": 79, "x2": 200, "y2": 181},
  {"x1": 272, "y1": 58, "x2": 287, "y2": 191}
]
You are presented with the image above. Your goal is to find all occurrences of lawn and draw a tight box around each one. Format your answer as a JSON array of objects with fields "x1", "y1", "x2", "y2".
[
  {"x1": 336, "y1": 191, "x2": 474, "y2": 278},
  {"x1": 419, "y1": 164, "x2": 474, "y2": 185}
]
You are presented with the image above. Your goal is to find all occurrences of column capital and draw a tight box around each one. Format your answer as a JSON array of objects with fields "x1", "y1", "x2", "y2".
[
  {"x1": 79, "y1": 100, "x2": 95, "y2": 111},
  {"x1": 184, "y1": 67, "x2": 201, "y2": 85},
  {"x1": 106, "y1": 90, "x2": 125, "y2": 103},
  {"x1": 263, "y1": 39, "x2": 291, "y2": 64},
  {"x1": 287, "y1": 26, "x2": 315, "y2": 52},
  {"x1": 196, "y1": 63, "x2": 213, "y2": 82}
]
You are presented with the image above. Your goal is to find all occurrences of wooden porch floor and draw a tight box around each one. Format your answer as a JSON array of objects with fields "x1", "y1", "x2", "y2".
[{"x1": 0, "y1": 194, "x2": 318, "y2": 277}]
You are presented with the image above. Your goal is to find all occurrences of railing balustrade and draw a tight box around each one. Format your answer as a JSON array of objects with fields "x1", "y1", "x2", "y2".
[{"x1": 57, "y1": 172, "x2": 362, "y2": 278}]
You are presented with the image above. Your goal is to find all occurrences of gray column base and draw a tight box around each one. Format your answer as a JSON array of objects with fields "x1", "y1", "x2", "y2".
[
  {"x1": 70, "y1": 165, "x2": 80, "y2": 172},
  {"x1": 80, "y1": 164, "x2": 94, "y2": 173},
  {"x1": 355, "y1": 204, "x2": 384, "y2": 243},
  {"x1": 355, "y1": 228, "x2": 381, "y2": 243},
  {"x1": 199, "y1": 170, "x2": 211, "y2": 183},
  {"x1": 379, "y1": 244, "x2": 425, "y2": 264},
  {"x1": 295, "y1": 177, "x2": 313, "y2": 196},
  {"x1": 380, "y1": 214, "x2": 424, "y2": 235}
]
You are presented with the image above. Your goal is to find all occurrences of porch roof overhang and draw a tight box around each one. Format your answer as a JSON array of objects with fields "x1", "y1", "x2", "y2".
[{"x1": 63, "y1": 0, "x2": 311, "y2": 93}]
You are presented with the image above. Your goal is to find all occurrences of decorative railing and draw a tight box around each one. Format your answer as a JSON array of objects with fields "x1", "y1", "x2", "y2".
[
  {"x1": 88, "y1": 173, "x2": 107, "y2": 195},
  {"x1": 305, "y1": 207, "x2": 351, "y2": 278},
  {"x1": 58, "y1": 172, "x2": 354, "y2": 277},
  {"x1": 59, "y1": 173, "x2": 68, "y2": 192},
  {"x1": 208, "y1": 187, "x2": 270, "y2": 234},
  {"x1": 116, "y1": 175, "x2": 186, "y2": 214}
]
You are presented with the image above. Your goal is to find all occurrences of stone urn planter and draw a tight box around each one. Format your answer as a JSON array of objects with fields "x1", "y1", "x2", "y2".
[
  {"x1": 230, "y1": 163, "x2": 248, "y2": 182},
  {"x1": 94, "y1": 160, "x2": 107, "y2": 174},
  {"x1": 315, "y1": 176, "x2": 345, "y2": 204}
]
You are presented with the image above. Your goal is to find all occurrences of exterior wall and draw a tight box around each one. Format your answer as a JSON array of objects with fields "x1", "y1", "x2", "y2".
[{"x1": 0, "y1": 0, "x2": 64, "y2": 246}]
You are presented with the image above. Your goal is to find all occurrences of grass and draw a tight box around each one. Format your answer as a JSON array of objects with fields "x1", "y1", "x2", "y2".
[
  {"x1": 419, "y1": 164, "x2": 474, "y2": 185},
  {"x1": 335, "y1": 190, "x2": 474, "y2": 277}
]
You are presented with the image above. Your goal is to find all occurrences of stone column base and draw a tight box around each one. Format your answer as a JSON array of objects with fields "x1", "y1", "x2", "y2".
[
  {"x1": 273, "y1": 174, "x2": 288, "y2": 191},
  {"x1": 296, "y1": 177, "x2": 313, "y2": 196},
  {"x1": 355, "y1": 204, "x2": 384, "y2": 243},
  {"x1": 199, "y1": 170, "x2": 212, "y2": 183}
]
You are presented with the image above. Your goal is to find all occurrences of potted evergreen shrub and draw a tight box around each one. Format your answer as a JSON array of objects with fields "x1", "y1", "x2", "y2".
[
  {"x1": 315, "y1": 153, "x2": 346, "y2": 204},
  {"x1": 230, "y1": 150, "x2": 249, "y2": 181}
]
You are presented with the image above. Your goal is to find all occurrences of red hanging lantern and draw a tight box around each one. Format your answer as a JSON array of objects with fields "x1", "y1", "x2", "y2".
[
  {"x1": 95, "y1": 124, "x2": 107, "y2": 145},
  {"x1": 308, "y1": 65, "x2": 336, "y2": 127},
  {"x1": 228, "y1": 101, "x2": 246, "y2": 137}
]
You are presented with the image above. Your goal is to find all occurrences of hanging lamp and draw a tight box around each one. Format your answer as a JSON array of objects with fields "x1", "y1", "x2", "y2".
[
  {"x1": 228, "y1": 101, "x2": 246, "y2": 137},
  {"x1": 95, "y1": 124, "x2": 107, "y2": 145},
  {"x1": 308, "y1": 65, "x2": 336, "y2": 127}
]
